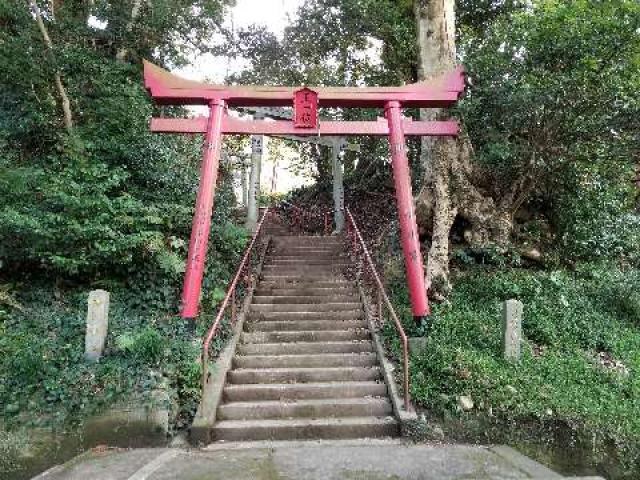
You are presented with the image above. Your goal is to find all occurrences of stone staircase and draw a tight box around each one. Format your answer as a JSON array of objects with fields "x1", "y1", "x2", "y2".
[{"x1": 210, "y1": 235, "x2": 399, "y2": 442}]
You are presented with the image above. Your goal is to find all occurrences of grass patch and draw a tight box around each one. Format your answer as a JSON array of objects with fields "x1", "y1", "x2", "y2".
[{"x1": 382, "y1": 260, "x2": 640, "y2": 475}]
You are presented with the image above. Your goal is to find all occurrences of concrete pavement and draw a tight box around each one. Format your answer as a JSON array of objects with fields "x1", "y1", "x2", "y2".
[{"x1": 33, "y1": 439, "x2": 603, "y2": 480}]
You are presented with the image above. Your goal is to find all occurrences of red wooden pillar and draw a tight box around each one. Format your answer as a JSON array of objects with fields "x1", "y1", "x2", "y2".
[
  {"x1": 181, "y1": 99, "x2": 226, "y2": 318},
  {"x1": 385, "y1": 100, "x2": 430, "y2": 323}
]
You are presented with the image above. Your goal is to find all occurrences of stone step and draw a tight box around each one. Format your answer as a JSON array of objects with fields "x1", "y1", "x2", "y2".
[
  {"x1": 271, "y1": 237, "x2": 342, "y2": 244},
  {"x1": 211, "y1": 416, "x2": 399, "y2": 442},
  {"x1": 267, "y1": 248, "x2": 344, "y2": 260},
  {"x1": 264, "y1": 264, "x2": 349, "y2": 270},
  {"x1": 237, "y1": 341, "x2": 374, "y2": 356},
  {"x1": 223, "y1": 381, "x2": 387, "y2": 402},
  {"x1": 254, "y1": 287, "x2": 357, "y2": 297},
  {"x1": 248, "y1": 312, "x2": 363, "y2": 323},
  {"x1": 252, "y1": 295, "x2": 355, "y2": 304},
  {"x1": 271, "y1": 243, "x2": 342, "y2": 249},
  {"x1": 271, "y1": 250, "x2": 341, "y2": 256},
  {"x1": 227, "y1": 366, "x2": 381, "y2": 384},
  {"x1": 250, "y1": 303, "x2": 360, "y2": 313},
  {"x1": 266, "y1": 259, "x2": 349, "y2": 265},
  {"x1": 246, "y1": 318, "x2": 366, "y2": 331},
  {"x1": 262, "y1": 267, "x2": 347, "y2": 274},
  {"x1": 268, "y1": 254, "x2": 346, "y2": 261},
  {"x1": 217, "y1": 397, "x2": 391, "y2": 420},
  {"x1": 258, "y1": 280, "x2": 351, "y2": 288},
  {"x1": 242, "y1": 329, "x2": 370, "y2": 343},
  {"x1": 233, "y1": 352, "x2": 378, "y2": 369},
  {"x1": 261, "y1": 274, "x2": 346, "y2": 281}
]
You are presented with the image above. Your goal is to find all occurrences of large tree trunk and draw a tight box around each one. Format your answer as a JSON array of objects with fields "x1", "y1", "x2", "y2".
[
  {"x1": 116, "y1": 0, "x2": 143, "y2": 62},
  {"x1": 30, "y1": 0, "x2": 74, "y2": 132},
  {"x1": 413, "y1": 0, "x2": 512, "y2": 300}
]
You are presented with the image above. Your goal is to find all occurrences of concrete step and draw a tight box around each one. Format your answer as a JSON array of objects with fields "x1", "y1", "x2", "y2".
[
  {"x1": 267, "y1": 248, "x2": 344, "y2": 260},
  {"x1": 270, "y1": 243, "x2": 344, "y2": 248},
  {"x1": 266, "y1": 259, "x2": 349, "y2": 265},
  {"x1": 262, "y1": 274, "x2": 346, "y2": 281},
  {"x1": 252, "y1": 295, "x2": 356, "y2": 304},
  {"x1": 250, "y1": 303, "x2": 361, "y2": 313},
  {"x1": 246, "y1": 318, "x2": 366, "y2": 331},
  {"x1": 262, "y1": 267, "x2": 347, "y2": 274},
  {"x1": 212, "y1": 416, "x2": 399, "y2": 442},
  {"x1": 223, "y1": 381, "x2": 387, "y2": 402},
  {"x1": 270, "y1": 240, "x2": 343, "y2": 244},
  {"x1": 233, "y1": 352, "x2": 378, "y2": 368},
  {"x1": 271, "y1": 238, "x2": 342, "y2": 245},
  {"x1": 217, "y1": 397, "x2": 391, "y2": 420},
  {"x1": 248, "y1": 311, "x2": 363, "y2": 322},
  {"x1": 254, "y1": 287, "x2": 357, "y2": 296},
  {"x1": 271, "y1": 250, "x2": 341, "y2": 256},
  {"x1": 258, "y1": 280, "x2": 351, "y2": 288},
  {"x1": 227, "y1": 366, "x2": 381, "y2": 384},
  {"x1": 238, "y1": 341, "x2": 374, "y2": 356},
  {"x1": 268, "y1": 254, "x2": 346, "y2": 261},
  {"x1": 263, "y1": 264, "x2": 349, "y2": 270},
  {"x1": 242, "y1": 329, "x2": 370, "y2": 343}
]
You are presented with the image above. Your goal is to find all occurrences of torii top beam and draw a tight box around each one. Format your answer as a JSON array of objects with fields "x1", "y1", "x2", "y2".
[{"x1": 143, "y1": 61, "x2": 465, "y2": 109}]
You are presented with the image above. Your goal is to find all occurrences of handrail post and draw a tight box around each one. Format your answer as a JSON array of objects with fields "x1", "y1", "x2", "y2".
[{"x1": 231, "y1": 288, "x2": 237, "y2": 324}]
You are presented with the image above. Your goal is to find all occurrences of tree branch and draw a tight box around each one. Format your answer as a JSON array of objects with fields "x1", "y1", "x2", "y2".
[{"x1": 29, "y1": 0, "x2": 73, "y2": 131}]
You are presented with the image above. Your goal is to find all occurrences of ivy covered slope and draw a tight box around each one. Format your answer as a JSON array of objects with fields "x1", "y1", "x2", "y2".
[
  {"x1": 0, "y1": 0, "x2": 242, "y2": 433},
  {"x1": 0, "y1": 187, "x2": 247, "y2": 430},
  {"x1": 384, "y1": 262, "x2": 640, "y2": 465}
]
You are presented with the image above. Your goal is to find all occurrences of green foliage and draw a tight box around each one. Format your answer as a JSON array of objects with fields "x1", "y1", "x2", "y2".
[
  {"x1": 383, "y1": 262, "x2": 640, "y2": 472},
  {"x1": 460, "y1": 0, "x2": 640, "y2": 261},
  {"x1": 0, "y1": 0, "x2": 233, "y2": 279},
  {"x1": 115, "y1": 327, "x2": 166, "y2": 364},
  {"x1": 0, "y1": 0, "x2": 247, "y2": 439}
]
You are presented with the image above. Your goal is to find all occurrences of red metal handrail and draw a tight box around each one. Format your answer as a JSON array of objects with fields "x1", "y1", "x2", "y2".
[
  {"x1": 345, "y1": 207, "x2": 411, "y2": 410},
  {"x1": 201, "y1": 208, "x2": 271, "y2": 390}
]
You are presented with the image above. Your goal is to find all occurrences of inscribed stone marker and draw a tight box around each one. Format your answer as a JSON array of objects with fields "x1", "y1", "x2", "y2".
[
  {"x1": 502, "y1": 299, "x2": 523, "y2": 362},
  {"x1": 85, "y1": 289, "x2": 110, "y2": 362}
]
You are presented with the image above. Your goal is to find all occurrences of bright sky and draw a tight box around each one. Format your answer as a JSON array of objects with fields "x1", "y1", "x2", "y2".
[
  {"x1": 178, "y1": 0, "x2": 302, "y2": 83},
  {"x1": 177, "y1": 0, "x2": 315, "y2": 195}
]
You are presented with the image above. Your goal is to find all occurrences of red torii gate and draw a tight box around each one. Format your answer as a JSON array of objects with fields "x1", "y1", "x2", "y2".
[{"x1": 143, "y1": 60, "x2": 465, "y2": 322}]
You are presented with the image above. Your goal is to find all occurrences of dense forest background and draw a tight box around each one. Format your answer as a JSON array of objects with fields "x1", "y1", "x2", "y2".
[{"x1": 1, "y1": 0, "x2": 639, "y2": 478}]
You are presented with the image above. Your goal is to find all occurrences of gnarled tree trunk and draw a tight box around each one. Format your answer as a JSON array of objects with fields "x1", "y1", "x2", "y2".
[{"x1": 413, "y1": 0, "x2": 514, "y2": 300}]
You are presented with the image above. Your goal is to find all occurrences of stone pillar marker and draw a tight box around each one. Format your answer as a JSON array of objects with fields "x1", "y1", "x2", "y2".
[
  {"x1": 245, "y1": 133, "x2": 266, "y2": 231},
  {"x1": 85, "y1": 289, "x2": 110, "y2": 362},
  {"x1": 331, "y1": 138, "x2": 345, "y2": 233},
  {"x1": 502, "y1": 299, "x2": 523, "y2": 362},
  {"x1": 241, "y1": 158, "x2": 249, "y2": 207}
]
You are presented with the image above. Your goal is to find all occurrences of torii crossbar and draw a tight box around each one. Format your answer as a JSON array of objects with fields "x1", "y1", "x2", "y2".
[{"x1": 143, "y1": 60, "x2": 465, "y2": 322}]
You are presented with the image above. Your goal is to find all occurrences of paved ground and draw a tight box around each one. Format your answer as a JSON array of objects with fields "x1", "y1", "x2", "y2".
[{"x1": 32, "y1": 439, "x2": 601, "y2": 480}]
